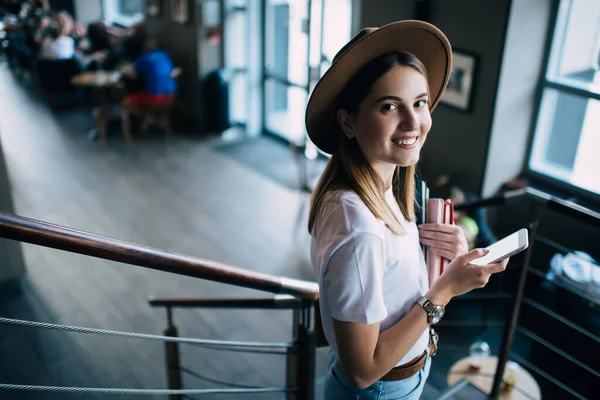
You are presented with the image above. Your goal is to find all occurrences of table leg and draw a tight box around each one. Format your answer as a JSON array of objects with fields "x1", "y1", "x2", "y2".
[
  {"x1": 92, "y1": 87, "x2": 109, "y2": 149},
  {"x1": 93, "y1": 108, "x2": 106, "y2": 150},
  {"x1": 121, "y1": 108, "x2": 133, "y2": 144}
]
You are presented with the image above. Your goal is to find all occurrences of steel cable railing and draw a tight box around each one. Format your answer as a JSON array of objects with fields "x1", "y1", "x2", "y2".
[
  {"x1": 0, "y1": 316, "x2": 296, "y2": 350},
  {"x1": 0, "y1": 383, "x2": 296, "y2": 396},
  {"x1": 0, "y1": 315, "x2": 301, "y2": 397}
]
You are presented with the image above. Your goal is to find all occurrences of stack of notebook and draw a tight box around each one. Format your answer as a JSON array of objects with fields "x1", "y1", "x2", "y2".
[{"x1": 415, "y1": 180, "x2": 455, "y2": 287}]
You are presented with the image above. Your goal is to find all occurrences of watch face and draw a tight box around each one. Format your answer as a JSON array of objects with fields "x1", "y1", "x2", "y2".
[{"x1": 432, "y1": 308, "x2": 445, "y2": 324}]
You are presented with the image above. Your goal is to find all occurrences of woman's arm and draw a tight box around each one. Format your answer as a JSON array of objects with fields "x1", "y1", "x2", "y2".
[
  {"x1": 333, "y1": 249, "x2": 506, "y2": 389},
  {"x1": 333, "y1": 284, "x2": 451, "y2": 389}
]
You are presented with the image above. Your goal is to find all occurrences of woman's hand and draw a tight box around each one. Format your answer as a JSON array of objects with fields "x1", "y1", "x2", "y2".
[
  {"x1": 428, "y1": 249, "x2": 509, "y2": 304},
  {"x1": 418, "y1": 223, "x2": 468, "y2": 261}
]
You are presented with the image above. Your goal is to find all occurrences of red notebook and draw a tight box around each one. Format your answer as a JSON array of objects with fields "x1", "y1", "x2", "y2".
[{"x1": 426, "y1": 198, "x2": 454, "y2": 287}]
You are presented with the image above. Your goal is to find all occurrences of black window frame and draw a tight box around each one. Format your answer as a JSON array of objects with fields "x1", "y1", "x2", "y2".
[{"x1": 524, "y1": 0, "x2": 600, "y2": 207}]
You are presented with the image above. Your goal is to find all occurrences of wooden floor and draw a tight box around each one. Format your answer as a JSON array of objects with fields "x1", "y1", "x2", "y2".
[{"x1": 0, "y1": 63, "x2": 480, "y2": 399}]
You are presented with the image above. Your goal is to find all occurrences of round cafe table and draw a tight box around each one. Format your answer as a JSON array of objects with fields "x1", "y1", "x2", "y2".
[
  {"x1": 70, "y1": 70, "x2": 121, "y2": 89},
  {"x1": 71, "y1": 71, "x2": 131, "y2": 149},
  {"x1": 447, "y1": 356, "x2": 541, "y2": 400}
]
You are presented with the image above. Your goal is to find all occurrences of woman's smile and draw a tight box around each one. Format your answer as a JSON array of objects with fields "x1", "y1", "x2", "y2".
[{"x1": 391, "y1": 135, "x2": 420, "y2": 149}]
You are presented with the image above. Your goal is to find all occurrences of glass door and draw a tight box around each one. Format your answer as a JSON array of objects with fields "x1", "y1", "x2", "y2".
[
  {"x1": 263, "y1": 0, "x2": 310, "y2": 144},
  {"x1": 319, "y1": 0, "x2": 353, "y2": 79},
  {"x1": 262, "y1": 0, "x2": 352, "y2": 146},
  {"x1": 224, "y1": 0, "x2": 250, "y2": 128},
  {"x1": 304, "y1": 0, "x2": 353, "y2": 159}
]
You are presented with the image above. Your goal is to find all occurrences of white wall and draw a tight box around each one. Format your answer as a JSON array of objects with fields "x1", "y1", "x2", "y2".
[
  {"x1": 482, "y1": 0, "x2": 553, "y2": 197},
  {"x1": 74, "y1": 0, "x2": 102, "y2": 24},
  {"x1": 419, "y1": 0, "x2": 513, "y2": 195},
  {"x1": 246, "y1": 0, "x2": 264, "y2": 137}
]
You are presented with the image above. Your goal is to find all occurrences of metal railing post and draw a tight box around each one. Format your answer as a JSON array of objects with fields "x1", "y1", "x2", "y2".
[
  {"x1": 491, "y1": 203, "x2": 540, "y2": 398},
  {"x1": 164, "y1": 306, "x2": 183, "y2": 400},
  {"x1": 286, "y1": 301, "x2": 316, "y2": 400}
]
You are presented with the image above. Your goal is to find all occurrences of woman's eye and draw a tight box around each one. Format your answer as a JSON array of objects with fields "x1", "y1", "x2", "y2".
[
  {"x1": 415, "y1": 100, "x2": 427, "y2": 108},
  {"x1": 381, "y1": 103, "x2": 399, "y2": 112}
]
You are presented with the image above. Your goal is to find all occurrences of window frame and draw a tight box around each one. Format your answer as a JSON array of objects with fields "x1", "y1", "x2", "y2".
[
  {"x1": 223, "y1": 0, "x2": 250, "y2": 128},
  {"x1": 101, "y1": 0, "x2": 144, "y2": 28},
  {"x1": 524, "y1": 0, "x2": 600, "y2": 205}
]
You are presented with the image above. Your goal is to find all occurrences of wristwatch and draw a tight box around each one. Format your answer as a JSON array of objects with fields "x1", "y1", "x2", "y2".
[{"x1": 417, "y1": 296, "x2": 445, "y2": 324}]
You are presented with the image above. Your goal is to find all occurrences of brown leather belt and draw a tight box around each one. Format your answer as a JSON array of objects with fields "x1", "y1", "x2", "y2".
[{"x1": 380, "y1": 329, "x2": 438, "y2": 381}]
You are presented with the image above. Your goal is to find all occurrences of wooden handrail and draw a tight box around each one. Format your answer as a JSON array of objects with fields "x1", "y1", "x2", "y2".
[
  {"x1": 0, "y1": 212, "x2": 319, "y2": 300},
  {"x1": 148, "y1": 294, "x2": 305, "y2": 309}
]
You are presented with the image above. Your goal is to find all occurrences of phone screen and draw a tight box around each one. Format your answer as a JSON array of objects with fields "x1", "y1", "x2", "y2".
[{"x1": 471, "y1": 229, "x2": 528, "y2": 266}]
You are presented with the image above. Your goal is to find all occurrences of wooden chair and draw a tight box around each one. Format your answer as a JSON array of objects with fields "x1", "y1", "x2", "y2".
[
  {"x1": 121, "y1": 67, "x2": 182, "y2": 141},
  {"x1": 95, "y1": 105, "x2": 127, "y2": 150}
]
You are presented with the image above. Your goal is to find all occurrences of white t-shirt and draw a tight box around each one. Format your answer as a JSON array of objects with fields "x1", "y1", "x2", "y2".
[
  {"x1": 42, "y1": 36, "x2": 75, "y2": 60},
  {"x1": 310, "y1": 188, "x2": 430, "y2": 367}
]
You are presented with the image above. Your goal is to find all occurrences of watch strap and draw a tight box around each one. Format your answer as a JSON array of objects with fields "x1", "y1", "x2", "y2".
[{"x1": 417, "y1": 296, "x2": 443, "y2": 323}]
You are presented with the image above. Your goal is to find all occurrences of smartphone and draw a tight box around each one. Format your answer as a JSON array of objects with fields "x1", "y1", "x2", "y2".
[{"x1": 471, "y1": 228, "x2": 529, "y2": 266}]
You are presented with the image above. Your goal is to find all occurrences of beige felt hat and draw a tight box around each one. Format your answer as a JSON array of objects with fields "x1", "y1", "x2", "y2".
[{"x1": 305, "y1": 20, "x2": 452, "y2": 155}]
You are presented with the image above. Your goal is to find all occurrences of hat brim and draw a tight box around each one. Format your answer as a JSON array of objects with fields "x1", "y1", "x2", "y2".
[{"x1": 305, "y1": 20, "x2": 452, "y2": 155}]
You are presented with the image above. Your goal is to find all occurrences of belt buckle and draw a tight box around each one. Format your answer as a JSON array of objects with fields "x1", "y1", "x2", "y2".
[{"x1": 430, "y1": 328, "x2": 438, "y2": 356}]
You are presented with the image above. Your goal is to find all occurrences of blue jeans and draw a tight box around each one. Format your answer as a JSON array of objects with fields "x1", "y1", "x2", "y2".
[{"x1": 324, "y1": 348, "x2": 432, "y2": 399}]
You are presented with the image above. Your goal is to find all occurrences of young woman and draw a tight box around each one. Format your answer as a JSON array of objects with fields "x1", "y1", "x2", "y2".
[{"x1": 306, "y1": 20, "x2": 508, "y2": 399}]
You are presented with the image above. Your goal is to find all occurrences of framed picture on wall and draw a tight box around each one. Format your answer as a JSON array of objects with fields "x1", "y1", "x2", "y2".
[
  {"x1": 441, "y1": 49, "x2": 478, "y2": 112},
  {"x1": 171, "y1": 0, "x2": 189, "y2": 24},
  {"x1": 146, "y1": 0, "x2": 162, "y2": 17}
]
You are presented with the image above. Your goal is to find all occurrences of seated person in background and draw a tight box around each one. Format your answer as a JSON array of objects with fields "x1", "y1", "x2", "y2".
[
  {"x1": 56, "y1": 11, "x2": 74, "y2": 35},
  {"x1": 116, "y1": 23, "x2": 147, "y2": 91},
  {"x1": 37, "y1": 10, "x2": 83, "y2": 49},
  {"x1": 123, "y1": 36, "x2": 177, "y2": 108},
  {"x1": 120, "y1": 22, "x2": 145, "y2": 62},
  {"x1": 40, "y1": 24, "x2": 107, "y2": 69},
  {"x1": 86, "y1": 22, "x2": 112, "y2": 54},
  {"x1": 40, "y1": 26, "x2": 75, "y2": 60},
  {"x1": 86, "y1": 22, "x2": 131, "y2": 71},
  {"x1": 55, "y1": 10, "x2": 86, "y2": 46},
  {"x1": 23, "y1": 0, "x2": 50, "y2": 27},
  {"x1": 33, "y1": 15, "x2": 51, "y2": 44},
  {"x1": 23, "y1": 1, "x2": 51, "y2": 55},
  {"x1": 81, "y1": 21, "x2": 121, "y2": 70}
]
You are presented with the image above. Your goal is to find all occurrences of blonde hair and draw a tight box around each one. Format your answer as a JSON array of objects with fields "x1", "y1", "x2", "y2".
[
  {"x1": 308, "y1": 139, "x2": 416, "y2": 235},
  {"x1": 308, "y1": 51, "x2": 425, "y2": 236}
]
